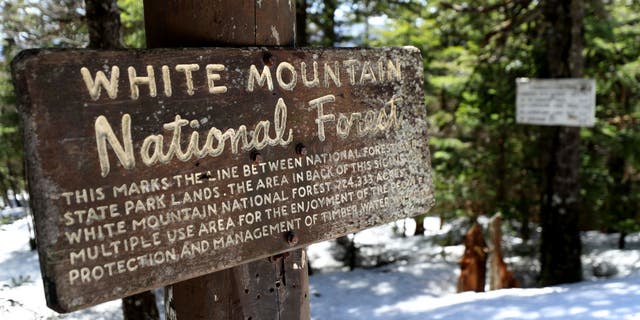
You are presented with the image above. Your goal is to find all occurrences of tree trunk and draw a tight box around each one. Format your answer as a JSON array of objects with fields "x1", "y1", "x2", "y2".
[
  {"x1": 618, "y1": 232, "x2": 627, "y2": 250},
  {"x1": 607, "y1": 84, "x2": 632, "y2": 249},
  {"x1": 538, "y1": 0, "x2": 584, "y2": 286},
  {"x1": 496, "y1": 134, "x2": 506, "y2": 209},
  {"x1": 517, "y1": 188, "x2": 531, "y2": 241},
  {"x1": 320, "y1": 0, "x2": 337, "y2": 46},
  {"x1": 85, "y1": 1, "x2": 159, "y2": 318},
  {"x1": 608, "y1": 155, "x2": 631, "y2": 249},
  {"x1": 488, "y1": 214, "x2": 519, "y2": 290},
  {"x1": 413, "y1": 214, "x2": 425, "y2": 236},
  {"x1": 1, "y1": 189, "x2": 9, "y2": 208},
  {"x1": 6, "y1": 161, "x2": 21, "y2": 207},
  {"x1": 85, "y1": 0, "x2": 123, "y2": 49},
  {"x1": 336, "y1": 235, "x2": 358, "y2": 270},
  {"x1": 142, "y1": 1, "x2": 310, "y2": 319},
  {"x1": 457, "y1": 223, "x2": 487, "y2": 292},
  {"x1": 122, "y1": 291, "x2": 160, "y2": 320},
  {"x1": 295, "y1": 0, "x2": 308, "y2": 46}
]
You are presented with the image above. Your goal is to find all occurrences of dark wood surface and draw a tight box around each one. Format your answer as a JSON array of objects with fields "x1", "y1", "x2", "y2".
[
  {"x1": 168, "y1": 250, "x2": 309, "y2": 319},
  {"x1": 146, "y1": 1, "x2": 308, "y2": 319},
  {"x1": 12, "y1": 47, "x2": 434, "y2": 312},
  {"x1": 144, "y1": 0, "x2": 295, "y2": 48}
]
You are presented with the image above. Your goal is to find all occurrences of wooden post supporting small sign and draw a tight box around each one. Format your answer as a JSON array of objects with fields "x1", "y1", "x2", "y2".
[{"x1": 10, "y1": 0, "x2": 435, "y2": 315}]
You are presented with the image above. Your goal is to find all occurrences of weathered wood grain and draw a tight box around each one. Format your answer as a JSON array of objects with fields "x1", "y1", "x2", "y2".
[
  {"x1": 144, "y1": 0, "x2": 256, "y2": 47},
  {"x1": 11, "y1": 47, "x2": 434, "y2": 312}
]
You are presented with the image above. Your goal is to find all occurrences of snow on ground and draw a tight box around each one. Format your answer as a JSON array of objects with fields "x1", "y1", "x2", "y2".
[
  {"x1": 309, "y1": 220, "x2": 640, "y2": 320},
  {"x1": 2, "y1": 208, "x2": 640, "y2": 319},
  {"x1": 0, "y1": 212, "x2": 122, "y2": 320},
  {"x1": 315, "y1": 276, "x2": 640, "y2": 320}
]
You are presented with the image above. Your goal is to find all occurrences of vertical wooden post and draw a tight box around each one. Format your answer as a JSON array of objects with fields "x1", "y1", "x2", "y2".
[
  {"x1": 142, "y1": 1, "x2": 310, "y2": 319},
  {"x1": 539, "y1": 0, "x2": 583, "y2": 286},
  {"x1": 85, "y1": 1, "x2": 159, "y2": 318}
]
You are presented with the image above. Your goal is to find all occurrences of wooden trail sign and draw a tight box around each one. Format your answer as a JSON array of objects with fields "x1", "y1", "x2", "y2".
[
  {"x1": 12, "y1": 47, "x2": 434, "y2": 312},
  {"x1": 516, "y1": 78, "x2": 596, "y2": 127}
]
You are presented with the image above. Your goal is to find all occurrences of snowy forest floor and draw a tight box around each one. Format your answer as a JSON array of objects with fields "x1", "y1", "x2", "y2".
[{"x1": 1, "y1": 208, "x2": 639, "y2": 320}]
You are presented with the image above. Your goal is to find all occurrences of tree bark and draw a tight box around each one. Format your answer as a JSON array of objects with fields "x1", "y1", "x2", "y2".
[
  {"x1": 295, "y1": 0, "x2": 308, "y2": 46},
  {"x1": 85, "y1": 1, "x2": 159, "y2": 318},
  {"x1": 1, "y1": 189, "x2": 9, "y2": 208},
  {"x1": 122, "y1": 292, "x2": 160, "y2": 320},
  {"x1": 488, "y1": 214, "x2": 519, "y2": 290},
  {"x1": 319, "y1": 0, "x2": 338, "y2": 46},
  {"x1": 142, "y1": 1, "x2": 310, "y2": 319},
  {"x1": 85, "y1": 0, "x2": 123, "y2": 49},
  {"x1": 538, "y1": 0, "x2": 584, "y2": 286},
  {"x1": 457, "y1": 223, "x2": 487, "y2": 292},
  {"x1": 5, "y1": 161, "x2": 21, "y2": 207},
  {"x1": 618, "y1": 232, "x2": 627, "y2": 250},
  {"x1": 413, "y1": 215, "x2": 425, "y2": 236},
  {"x1": 336, "y1": 235, "x2": 358, "y2": 270}
]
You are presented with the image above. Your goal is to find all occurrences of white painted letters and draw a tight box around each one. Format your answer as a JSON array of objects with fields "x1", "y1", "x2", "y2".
[
  {"x1": 206, "y1": 64, "x2": 227, "y2": 94},
  {"x1": 95, "y1": 99, "x2": 293, "y2": 176},
  {"x1": 175, "y1": 64, "x2": 200, "y2": 95},
  {"x1": 128, "y1": 65, "x2": 157, "y2": 100},
  {"x1": 95, "y1": 114, "x2": 135, "y2": 177},
  {"x1": 81, "y1": 67, "x2": 119, "y2": 100}
]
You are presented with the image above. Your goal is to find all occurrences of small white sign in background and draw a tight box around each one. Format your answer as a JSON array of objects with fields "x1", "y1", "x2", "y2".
[{"x1": 516, "y1": 78, "x2": 596, "y2": 127}]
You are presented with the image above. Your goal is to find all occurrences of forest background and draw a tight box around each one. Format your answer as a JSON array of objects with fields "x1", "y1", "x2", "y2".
[{"x1": 0, "y1": 0, "x2": 639, "y2": 288}]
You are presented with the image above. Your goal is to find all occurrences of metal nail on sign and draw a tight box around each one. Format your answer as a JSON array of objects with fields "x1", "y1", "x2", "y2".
[{"x1": 11, "y1": 47, "x2": 435, "y2": 312}]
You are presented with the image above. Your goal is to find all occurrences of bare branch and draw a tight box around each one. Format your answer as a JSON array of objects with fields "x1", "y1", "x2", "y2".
[
  {"x1": 440, "y1": 0, "x2": 528, "y2": 13},
  {"x1": 484, "y1": 5, "x2": 541, "y2": 44}
]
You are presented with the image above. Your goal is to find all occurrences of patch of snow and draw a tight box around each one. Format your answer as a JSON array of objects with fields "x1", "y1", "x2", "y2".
[
  {"x1": 0, "y1": 217, "x2": 123, "y2": 319},
  {"x1": 312, "y1": 276, "x2": 640, "y2": 320},
  {"x1": 2, "y1": 208, "x2": 640, "y2": 319},
  {"x1": 0, "y1": 207, "x2": 25, "y2": 219}
]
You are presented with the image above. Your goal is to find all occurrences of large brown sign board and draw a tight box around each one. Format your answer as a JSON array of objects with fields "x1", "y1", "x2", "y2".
[{"x1": 12, "y1": 47, "x2": 434, "y2": 312}]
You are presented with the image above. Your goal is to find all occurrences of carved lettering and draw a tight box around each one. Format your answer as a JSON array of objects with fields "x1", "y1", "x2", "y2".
[
  {"x1": 95, "y1": 99, "x2": 293, "y2": 176},
  {"x1": 81, "y1": 66, "x2": 119, "y2": 100}
]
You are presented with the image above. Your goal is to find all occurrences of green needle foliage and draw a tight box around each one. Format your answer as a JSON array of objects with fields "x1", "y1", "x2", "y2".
[
  {"x1": 368, "y1": 0, "x2": 640, "y2": 243},
  {"x1": 0, "y1": 0, "x2": 637, "y2": 280},
  {"x1": 0, "y1": 0, "x2": 144, "y2": 205}
]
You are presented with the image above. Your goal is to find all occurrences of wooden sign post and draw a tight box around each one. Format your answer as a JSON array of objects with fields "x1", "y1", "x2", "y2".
[{"x1": 11, "y1": 1, "x2": 435, "y2": 316}]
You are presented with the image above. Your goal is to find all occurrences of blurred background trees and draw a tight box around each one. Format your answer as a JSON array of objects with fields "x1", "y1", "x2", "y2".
[{"x1": 1, "y1": 0, "x2": 639, "y2": 286}]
